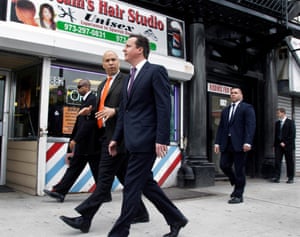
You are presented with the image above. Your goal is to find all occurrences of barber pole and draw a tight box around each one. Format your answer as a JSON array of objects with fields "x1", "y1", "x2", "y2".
[{"x1": 45, "y1": 143, "x2": 182, "y2": 193}]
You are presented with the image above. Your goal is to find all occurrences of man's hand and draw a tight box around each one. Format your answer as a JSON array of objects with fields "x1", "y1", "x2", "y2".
[
  {"x1": 96, "y1": 107, "x2": 116, "y2": 122},
  {"x1": 78, "y1": 105, "x2": 92, "y2": 116},
  {"x1": 243, "y1": 144, "x2": 251, "y2": 152},
  {"x1": 69, "y1": 140, "x2": 76, "y2": 151},
  {"x1": 108, "y1": 140, "x2": 118, "y2": 157},
  {"x1": 156, "y1": 143, "x2": 168, "y2": 158},
  {"x1": 64, "y1": 152, "x2": 73, "y2": 166},
  {"x1": 214, "y1": 145, "x2": 220, "y2": 154}
]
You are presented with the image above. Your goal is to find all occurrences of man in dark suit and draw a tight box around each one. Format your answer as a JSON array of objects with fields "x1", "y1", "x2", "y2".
[
  {"x1": 59, "y1": 50, "x2": 149, "y2": 233},
  {"x1": 108, "y1": 34, "x2": 187, "y2": 237},
  {"x1": 214, "y1": 87, "x2": 256, "y2": 204},
  {"x1": 44, "y1": 79, "x2": 100, "y2": 202},
  {"x1": 272, "y1": 107, "x2": 296, "y2": 183}
]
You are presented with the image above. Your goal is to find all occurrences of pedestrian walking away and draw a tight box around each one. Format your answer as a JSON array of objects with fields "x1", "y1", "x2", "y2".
[
  {"x1": 59, "y1": 50, "x2": 149, "y2": 234},
  {"x1": 43, "y1": 79, "x2": 100, "y2": 202},
  {"x1": 108, "y1": 34, "x2": 188, "y2": 237},
  {"x1": 271, "y1": 107, "x2": 296, "y2": 184},
  {"x1": 214, "y1": 87, "x2": 256, "y2": 204}
]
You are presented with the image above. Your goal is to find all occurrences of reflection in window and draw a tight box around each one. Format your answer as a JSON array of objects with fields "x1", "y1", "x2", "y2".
[
  {"x1": 48, "y1": 65, "x2": 104, "y2": 137},
  {"x1": 14, "y1": 66, "x2": 41, "y2": 139}
]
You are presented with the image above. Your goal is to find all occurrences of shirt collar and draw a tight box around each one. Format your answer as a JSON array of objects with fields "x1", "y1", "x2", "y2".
[
  {"x1": 132, "y1": 59, "x2": 147, "y2": 77},
  {"x1": 82, "y1": 90, "x2": 91, "y2": 101},
  {"x1": 231, "y1": 100, "x2": 241, "y2": 107}
]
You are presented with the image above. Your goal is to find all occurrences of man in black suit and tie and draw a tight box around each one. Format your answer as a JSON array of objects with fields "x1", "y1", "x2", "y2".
[
  {"x1": 44, "y1": 79, "x2": 100, "y2": 202},
  {"x1": 214, "y1": 87, "x2": 256, "y2": 204},
  {"x1": 272, "y1": 108, "x2": 296, "y2": 183},
  {"x1": 108, "y1": 34, "x2": 187, "y2": 237},
  {"x1": 59, "y1": 50, "x2": 149, "y2": 233}
]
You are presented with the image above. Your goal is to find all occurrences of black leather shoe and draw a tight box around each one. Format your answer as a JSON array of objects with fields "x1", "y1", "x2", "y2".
[
  {"x1": 163, "y1": 217, "x2": 188, "y2": 237},
  {"x1": 60, "y1": 216, "x2": 91, "y2": 233},
  {"x1": 271, "y1": 178, "x2": 280, "y2": 183},
  {"x1": 103, "y1": 194, "x2": 112, "y2": 203},
  {"x1": 286, "y1": 179, "x2": 294, "y2": 184},
  {"x1": 43, "y1": 189, "x2": 65, "y2": 202},
  {"x1": 228, "y1": 196, "x2": 243, "y2": 204},
  {"x1": 131, "y1": 214, "x2": 150, "y2": 224}
]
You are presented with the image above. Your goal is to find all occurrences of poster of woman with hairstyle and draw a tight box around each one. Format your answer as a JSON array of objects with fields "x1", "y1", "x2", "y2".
[{"x1": 39, "y1": 3, "x2": 56, "y2": 30}]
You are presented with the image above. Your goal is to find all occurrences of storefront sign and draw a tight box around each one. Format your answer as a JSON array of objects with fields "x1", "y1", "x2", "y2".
[
  {"x1": 7, "y1": 0, "x2": 185, "y2": 58},
  {"x1": 207, "y1": 83, "x2": 231, "y2": 95}
]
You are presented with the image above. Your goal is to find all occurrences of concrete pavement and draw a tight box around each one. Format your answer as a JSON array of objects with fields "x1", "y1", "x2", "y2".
[{"x1": 0, "y1": 178, "x2": 300, "y2": 237}]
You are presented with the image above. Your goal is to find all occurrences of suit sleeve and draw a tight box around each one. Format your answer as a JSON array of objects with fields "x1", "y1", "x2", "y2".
[
  {"x1": 215, "y1": 110, "x2": 226, "y2": 145},
  {"x1": 111, "y1": 80, "x2": 125, "y2": 143},
  {"x1": 153, "y1": 65, "x2": 171, "y2": 145},
  {"x1": 283, "y1": 119, "x2": 296, "y2": 147}
]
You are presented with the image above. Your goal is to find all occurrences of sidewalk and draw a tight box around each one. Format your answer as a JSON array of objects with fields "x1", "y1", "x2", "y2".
[{"x1": 0, "y1": 178, "x2": 300, "y2": 237}]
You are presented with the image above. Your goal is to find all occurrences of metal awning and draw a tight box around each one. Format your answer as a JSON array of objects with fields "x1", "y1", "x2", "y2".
[{"x1": 120, "y1": 0, "x2": 300, "y2": 38}]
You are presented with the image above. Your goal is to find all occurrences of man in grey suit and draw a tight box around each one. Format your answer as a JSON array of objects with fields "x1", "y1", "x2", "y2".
[
  {"x1": 214, "y1": 87, "x2": 256, "y2": 204},
  {"x1": 272, "y1": 108, "x2": 296, "y2": 183},
  {"x1": 108, "y1": 34, "x2": 187, "y2": 237},
  {"x1": 60, "y1": 51, "x2": 149, "y2": 233}
]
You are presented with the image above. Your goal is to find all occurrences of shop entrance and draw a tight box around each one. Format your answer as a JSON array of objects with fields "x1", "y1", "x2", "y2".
[{"x1": 207, "y1": 84, "x2": 232, "y2": 176}]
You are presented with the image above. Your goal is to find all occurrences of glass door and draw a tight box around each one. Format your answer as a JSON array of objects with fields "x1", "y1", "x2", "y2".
[{"x1": 208, "y1": 92, "x2": 231, "y2": 176}]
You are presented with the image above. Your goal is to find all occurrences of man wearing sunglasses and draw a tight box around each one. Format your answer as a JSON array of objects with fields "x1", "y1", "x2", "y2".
[{"x1": 44, "y1": 79, "x2": 101, "y2": 202}]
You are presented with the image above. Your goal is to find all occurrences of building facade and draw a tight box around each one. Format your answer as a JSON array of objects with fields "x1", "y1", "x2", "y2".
[
  {"x1": 123, "y1": 0, "x2": 300, "y2": 185},
  {"x1": 0, "y1": 0, "x2": 193, "y2": 195},
  {"x1": 1, "y1": 0, "x2": 300, "y2": 195}
]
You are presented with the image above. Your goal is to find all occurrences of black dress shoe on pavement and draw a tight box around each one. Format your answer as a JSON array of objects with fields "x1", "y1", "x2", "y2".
[
  {"x1": 271, "y1": 178, "x2": 280, "y2": 183},
  {"x1": 60, "y1": 215, "x2": 91, "y2": 233},
  {"x1": 228, "y1": 196, "x2": 243, "y2": 204},
  {"x1": 131, "y1": 214, "x2": 150, "y2": 224},
  {"x1": 43, "y1": 189, "x2": 65, "y2": 202},
  {"x1": 163, "y1": 217, "x2": 188, "y2": 237},
  {"x1": 286, "y1": 179, "x2": 294, "y2": 184}
]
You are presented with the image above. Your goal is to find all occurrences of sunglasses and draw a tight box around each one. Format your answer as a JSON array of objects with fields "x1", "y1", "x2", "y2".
[{"x1": 77, "y1": 84, "x2": 84, "y2": 89}]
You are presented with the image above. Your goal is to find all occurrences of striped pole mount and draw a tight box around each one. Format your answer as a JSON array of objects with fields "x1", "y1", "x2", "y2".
[{"x1": 45, "y1": 142, "x2": 182, "y2": 193}]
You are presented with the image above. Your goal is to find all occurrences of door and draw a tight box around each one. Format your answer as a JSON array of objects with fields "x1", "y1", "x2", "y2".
[
  {"x1": 0, "y1": 71, "x2": 9, "y2": 185},
  {"x1": 208, "y1": 92, "x2": 231, "y2": 176}
]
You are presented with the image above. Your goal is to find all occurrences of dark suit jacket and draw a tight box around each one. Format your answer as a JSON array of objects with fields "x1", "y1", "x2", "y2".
[
  {"x1": 71, "y1": 92, "x2": 99, "y2": 155},
  {"x1": 274, "y1": 118, "x2": 295, "y2": 150},
  {"x1": 215, "y1": 101, "x2": 256, "y2": 152},
  {"x1": 96, "y1": 72, "x2": 125, "y2": 143},
  {"x1": 113, "y1": 61, "x2": 171, "y2": 152}
]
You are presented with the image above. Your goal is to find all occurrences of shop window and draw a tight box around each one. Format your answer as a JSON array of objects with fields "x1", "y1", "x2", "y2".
[
  {"x1": 48, "y1": 65, "x2": 104, "y2": 137},
  {"x1": 13, "y1": 66, "x2": 41, "y2": 139},
  {"x1": 48, "y1": 65, "x2": 180, "y2": 143}
]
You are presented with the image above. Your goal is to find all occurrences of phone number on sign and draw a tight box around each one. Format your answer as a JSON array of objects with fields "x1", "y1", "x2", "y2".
[
  {"x1": 58, "y1": 22, "x2": 127, "y2": 44},
  {"x1": 63, "y1": 23, "x2": 106, "y2": 38}
]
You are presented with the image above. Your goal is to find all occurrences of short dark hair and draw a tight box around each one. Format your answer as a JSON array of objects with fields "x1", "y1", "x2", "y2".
[
  {"x1": 128, "y1": 34, "x2": 150, "y2": 59},
  {"x1": 277, "y1": 108, "x2": 286, "y2": 114}
]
